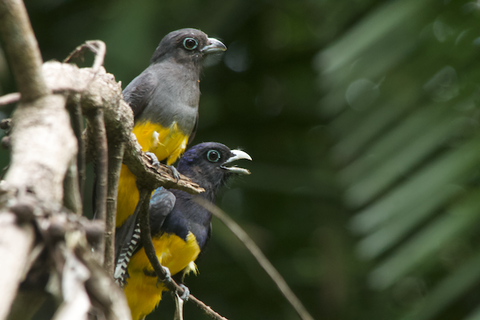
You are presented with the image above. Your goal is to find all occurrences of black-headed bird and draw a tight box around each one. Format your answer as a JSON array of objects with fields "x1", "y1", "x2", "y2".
[
  {"x1": 117, "y1": 29, "x2": 226, "y2": 233},
  {"x1": 115, "y1": 142, "x2": 251, "y2": 320}
]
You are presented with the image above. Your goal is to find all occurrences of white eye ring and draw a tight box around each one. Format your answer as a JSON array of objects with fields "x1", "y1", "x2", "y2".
[
  {"x1": 207, "y1": 150, "x2": 220, "y2": 162},
  {"x1": 183, "y1": 38, "x2": 198, "y2": 50}
]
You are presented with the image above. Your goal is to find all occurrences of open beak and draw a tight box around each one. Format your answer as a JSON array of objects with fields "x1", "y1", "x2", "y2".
[
  {"x1": 201, "y1": 37, "x2": 227, "y2": 54},
  {"x1": 221, "y1": 150, "x2": 252, "y2": 175}
]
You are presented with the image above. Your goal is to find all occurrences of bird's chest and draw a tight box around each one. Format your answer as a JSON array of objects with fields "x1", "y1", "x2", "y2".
[{"x1": 132, "y1": 120, "x2": 189, "y2": 165}]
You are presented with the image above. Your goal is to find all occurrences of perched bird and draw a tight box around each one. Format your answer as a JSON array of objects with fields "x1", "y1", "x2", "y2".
[
  {"x1": 116, "y1": 28, "x2": 226, "y2": 231},
  {"x1": 114, "y1": 142, "x2": 251, "y2": 320}
]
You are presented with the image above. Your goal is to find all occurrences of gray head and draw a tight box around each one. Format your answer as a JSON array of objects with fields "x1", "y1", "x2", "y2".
[{"x1": 150, "y1": 28, "x2": 226, "y2": 66}]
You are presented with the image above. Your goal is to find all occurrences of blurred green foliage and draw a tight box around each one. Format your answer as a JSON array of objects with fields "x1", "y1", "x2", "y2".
[{"x1": 1, "y1": 0, "x2": 480, "y2": 319}]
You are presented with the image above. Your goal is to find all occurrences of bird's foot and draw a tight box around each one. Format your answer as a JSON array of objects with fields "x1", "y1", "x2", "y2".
[
  {"x1": 145, "y1": 152, "x2": 160, "y2": 169},
  {"x1": 156, "y1": 265, "x2": 172, "y2": 288},
  {"x1": 173, "y1": 284, "x2": 189, "y2": 320},
  {"x1": 177, "y1": 284, "x2": 190, "y2": 301},
  {"x1": 168, "y1": 164, "x2": 180, "y2": 182}
]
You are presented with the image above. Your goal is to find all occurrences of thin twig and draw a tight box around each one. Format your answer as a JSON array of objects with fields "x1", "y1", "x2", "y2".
[
  {"x1": 64, "y1": 40, "x2": 106, "y2": 74},
  {"x1": 68, "y1": 39, "x2": 118, "y2": 274},
  {"x1": 0, "y1": 92, "x2": 21, "y2": 106},
  {"x1": 137, "y1": 188, "x2": 228, "y2": 320},
  {"x1": 65, "y1": 40, "x2": 105, "y2": 208},
  {"x1": 195, "y1": 198, "x2": 314, "y2": 320},
  {"x1": 0, "y1": 89, "x2": 80, "y2": 106},
  {"x1": 62, "y1": 158, "x2": 82, "y2": 215},
  {"x1": 104, "y1": 140, "x2": 125, "y2": 276},
  {"x1": 89, "y1": 41, "x2": 106, "y2": 73},
  {"x1": 67, "y1": 102, "x2": 85, "y2": 201},
  {"x1": 89, "y1": 109, "x2": 108, "y2": 263}
]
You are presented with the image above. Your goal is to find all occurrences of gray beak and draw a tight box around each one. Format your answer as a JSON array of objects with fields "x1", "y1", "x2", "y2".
[
  {"x1": 201, "y1": 37, "x2": 227, "y2": 54},
  {"x1": 221, "y1": 150, "x2": 252, "y2": 175}
]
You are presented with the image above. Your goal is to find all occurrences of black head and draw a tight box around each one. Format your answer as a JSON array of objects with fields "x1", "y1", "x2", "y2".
[
  {"x1": 150, "y1": 28, "x2": 226, "y2": 65},
  {"x1": 177, "y1": 142, "x2": 251, "y2": 197}
]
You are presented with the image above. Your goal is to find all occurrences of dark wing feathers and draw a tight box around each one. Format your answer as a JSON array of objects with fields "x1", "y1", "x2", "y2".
[
  {"x1": 114, "y1": 187, "x2": 176, "y2": 286},
  {"x1": 148, "y1": 187, "x2": 176, "y2": 236},
  {"x1": 125, "y1": 187, "x2": 176, "y2": 257}
]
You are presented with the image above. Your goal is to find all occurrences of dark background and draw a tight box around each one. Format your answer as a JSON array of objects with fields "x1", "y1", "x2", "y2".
[{"x1": 1, "y1": 0, "x2": 480, "y2": 319}]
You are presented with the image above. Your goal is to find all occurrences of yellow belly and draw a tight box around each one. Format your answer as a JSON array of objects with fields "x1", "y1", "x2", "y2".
[
  {"x1": 123, "y1": 232, "x2": 200, "y2": 320},
  {"x1": 116, "y1": 120, "x2": 189, "y2": 227}
]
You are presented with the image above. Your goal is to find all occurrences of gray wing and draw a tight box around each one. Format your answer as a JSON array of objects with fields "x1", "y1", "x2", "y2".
[
  {"x1": 187, "y1": 110, "x2": 199, "y2": 145},
  {"x1": 123, "y1": 70, "x2": 158, "y2": 119}
]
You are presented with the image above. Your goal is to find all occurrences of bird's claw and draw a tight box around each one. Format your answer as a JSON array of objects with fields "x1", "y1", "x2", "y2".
[
  {"x1": 156, "y1": 266, "x2": 172, "y2": 288},
  {"x1": 173, "y1": 284, "x2": 189, "y2": 320},
  {"x1": 145, "y1": 152, "x2": 160, "y2": 169},
  {"x1": 177, "y1": 284, "x2": 190, "y2": 301},
  {"x1": 168, "y1": 165, "x2": 181, "y2": 182}
]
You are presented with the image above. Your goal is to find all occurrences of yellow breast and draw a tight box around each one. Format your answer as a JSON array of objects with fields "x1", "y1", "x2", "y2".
[
  {"x1": 132, "y1": 120, "x2": 189, "y2": 166},
  {"x1": 123, "y1": 232, "x2": 200, "y2": 320}
]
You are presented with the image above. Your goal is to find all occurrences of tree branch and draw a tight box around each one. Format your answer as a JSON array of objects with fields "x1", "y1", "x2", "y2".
[
  {"x1": 0, "y1": 92, "x2": 21, "y2": 106},
  {"x1": 38, "y1": 213, "x2": 131, "y2": 320},
  {"x1": 0, "y1": 211, "x2": 35, "y2": 320},
  {"x1": 0, "y1": 60, "x2": 205, "y2": 195},
  {"x1": 63, "y1": 40, "x2": 121, "y2": 275},
  {"x1": 40, "y1": 61, "x2": 204, "y2": 195},
  {"x1": 64, "y1": 40, "x2": 106, "y2": 73},
  {"x1": 104, "y1": 139, "x2": 125, "y2": 276},
  {"x1": 67, "y1": 101, "x2": 86, "y2": 201},
  {"x1": 63, "y1": 158, "x2": 83, "y2": 215},
  {"x1": 77, "y1": 241, "x2": 132, "y2": 320},
  {"x1": 0, "y1": 0, "x2": 76, "y2": 318},
  {"x1": 88, "y1": 109, "x2": 108, "y2": 264},
  {"x1": 0, "y1": 0, "x2": 48, "y2": 102}
]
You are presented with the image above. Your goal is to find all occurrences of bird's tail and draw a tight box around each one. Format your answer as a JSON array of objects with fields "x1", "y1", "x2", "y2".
[{"x1": 114, "y1": 223, "x2": 141, "y2": 287}]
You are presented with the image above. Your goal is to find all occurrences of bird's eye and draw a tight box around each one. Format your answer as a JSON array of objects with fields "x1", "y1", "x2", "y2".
[
  {"x1": 183, "y1": 38, "x2": 198, "y2": 50},
  {"x1": 207, "y1": 150, "x2": 220, "y2": 162}
]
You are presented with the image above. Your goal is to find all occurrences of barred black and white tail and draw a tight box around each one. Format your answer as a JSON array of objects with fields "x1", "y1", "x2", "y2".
[{"x1": 114, "y1": 223, "x2": 141, "y2": 287}]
